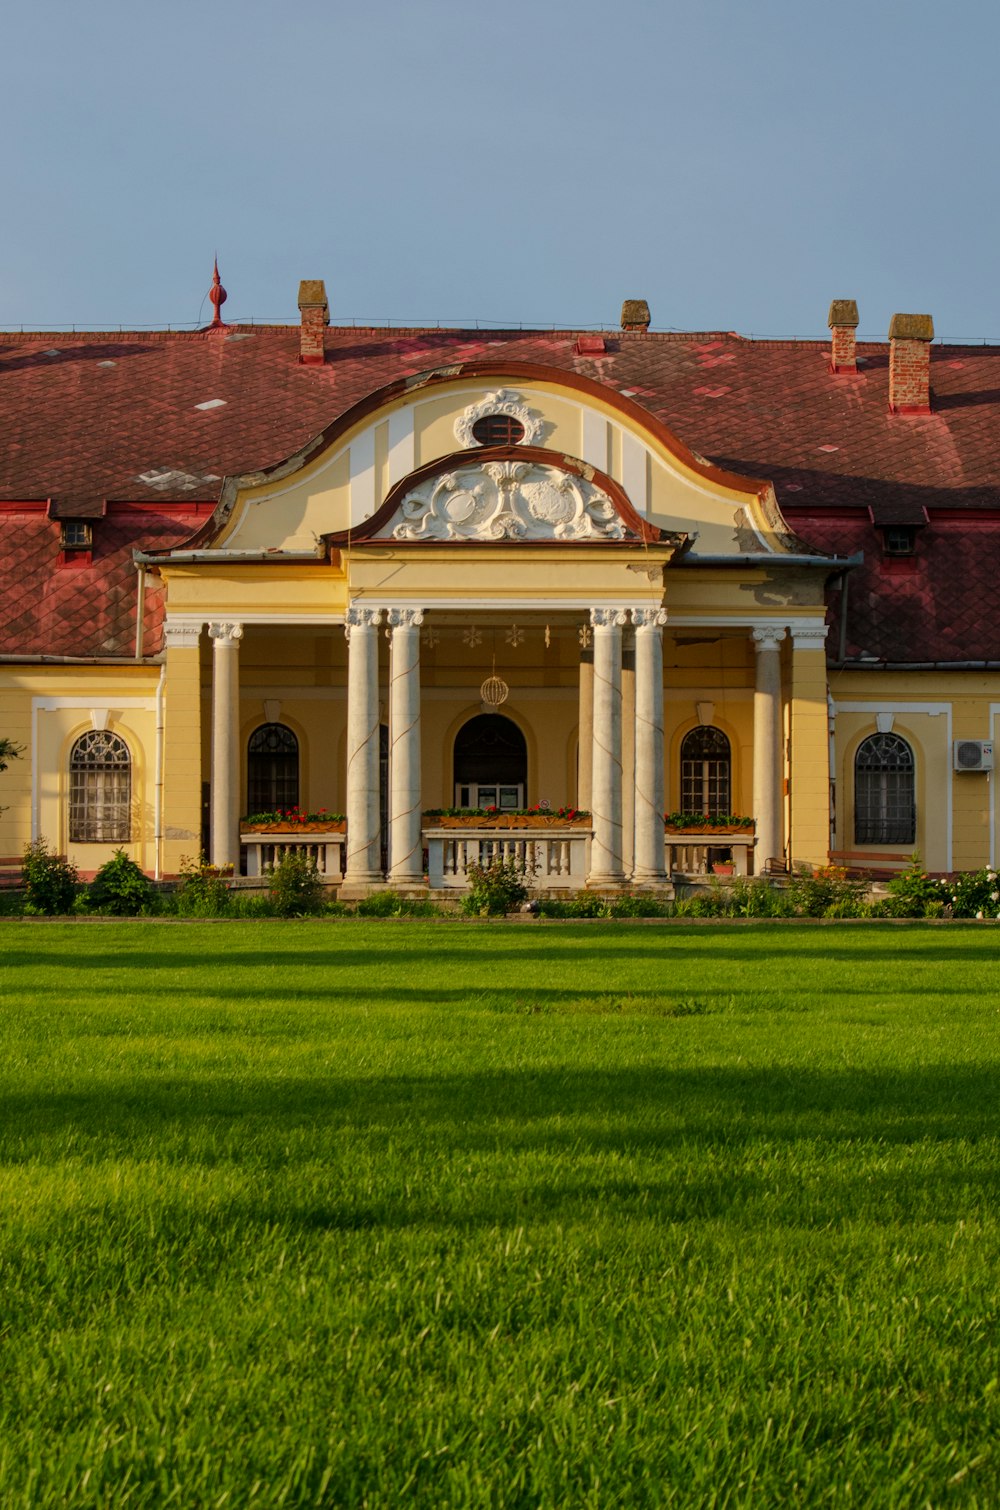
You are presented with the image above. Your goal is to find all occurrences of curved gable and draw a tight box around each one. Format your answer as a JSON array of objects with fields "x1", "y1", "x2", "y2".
[{"x1": 193, "y1": 362, "x2": 803, "y2": 558}]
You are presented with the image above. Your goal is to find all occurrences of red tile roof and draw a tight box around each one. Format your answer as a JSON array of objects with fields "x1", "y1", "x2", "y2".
[{"x1": 2, "y1": 323, "x2": 1000, "y2": 660}]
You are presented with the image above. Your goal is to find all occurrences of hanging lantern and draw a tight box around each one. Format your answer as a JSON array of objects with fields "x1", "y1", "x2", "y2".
[{"x1": 480, "y1": 673, "x2": 509, "y2": 710}]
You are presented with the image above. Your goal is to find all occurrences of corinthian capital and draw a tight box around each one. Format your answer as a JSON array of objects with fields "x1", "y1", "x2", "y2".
[
  {"x1": 590, "y1": 607, "x2": 629, "y2": 630},
  {"x1": 630, "y1": 607, "x2": 668, "y2": 630},
  {"x1": 387, "y1": 607, "x2": 425, "y2": 630},
  {"x1": 344, "y1": 605, "x2": 384, "y2": 640},
  {"x1": 208, "y1": 621, "x2": 244, "y2": 644}
]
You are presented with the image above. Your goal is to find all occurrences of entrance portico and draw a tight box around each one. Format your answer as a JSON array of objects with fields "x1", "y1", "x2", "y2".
[{"x1": 145, "y1": 360, "x2": 845, "y2": 887}]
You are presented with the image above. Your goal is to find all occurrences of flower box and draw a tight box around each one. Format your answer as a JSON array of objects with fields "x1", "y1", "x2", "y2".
[
  {"x1": 241, "y1": 820, "x2": 345, "y2": 834},
  {"x1": 431, "y1": 814, "x2": 591, "y2": 830},
  {"x1": 664, "y1": 824, "x2": 754, "y2": 836}
]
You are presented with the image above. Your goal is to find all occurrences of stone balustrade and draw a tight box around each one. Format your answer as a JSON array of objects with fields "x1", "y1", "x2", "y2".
[
  {"x1": 424, "y1": 826, "x2": 590, "y2": 891},
  {"x1": 241, "y1": 831, "x2": 345, "y2": 879}
]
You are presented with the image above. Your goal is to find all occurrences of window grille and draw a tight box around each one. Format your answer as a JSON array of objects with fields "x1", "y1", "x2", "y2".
[
  {"x1": 680, "y1": 726, "x2": 731, "y2": 816},
  {"x1": 247, "y1": 724, "x2": 299, "y2": 812},
  {"x1": 471, "y1": 414, "x2": 525, "y2": 446},
  {"x1": 854, "y1": 733, "x2": 915, "y2": 844},
  {"x1": 69, "y1": 730, "x2": 131, "y2": 842}
]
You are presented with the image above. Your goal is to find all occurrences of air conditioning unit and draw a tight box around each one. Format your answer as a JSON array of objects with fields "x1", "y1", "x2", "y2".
[{"x1": 953, "y1": 739, "x2": 994, "y2": 772}]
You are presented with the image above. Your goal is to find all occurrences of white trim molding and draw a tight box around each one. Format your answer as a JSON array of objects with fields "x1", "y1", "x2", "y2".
[{"x1": 833, "y1": 699, "x2": 953, "y2": 871}]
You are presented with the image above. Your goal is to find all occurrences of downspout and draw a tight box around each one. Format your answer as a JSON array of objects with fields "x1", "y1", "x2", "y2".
[
  {"x1": 154, "y1": 664, "x2": 165, "y2": 881},
  {"x1": 134, "y1": 563, "x2": 146, "y2": 660}
]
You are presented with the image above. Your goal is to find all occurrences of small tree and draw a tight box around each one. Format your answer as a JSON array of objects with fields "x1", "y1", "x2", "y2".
[{"x1": 87, "y1": 849, "x2": 153, "y2": 915}]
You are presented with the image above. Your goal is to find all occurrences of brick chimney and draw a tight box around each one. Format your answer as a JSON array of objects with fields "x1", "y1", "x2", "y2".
[
  {"x1": 888, "y1": 313, "x2": 933, "y2": 414},
  {"x1": 828, "y1": 299, "x2": 859, "y2": 372},
  {"x1": 297, "y1": 279, "x2": 329, "y2": 366},
  {"x1": 621, "y1": 299, "x2": 651, "y2": 332}
]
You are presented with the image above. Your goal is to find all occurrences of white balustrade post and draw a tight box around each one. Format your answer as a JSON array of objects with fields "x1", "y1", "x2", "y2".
[
  {"x1": 343, "y1": 605, "x2": 384, "y2": 889},
  {"x1": 209, "y1": 621, "x2": 243, "y2": 870},
  {"x1": 587, "y1": 607, "x2": 627, "y2": 886},
  {"x1": 387, "y1": 607, "x2": 425, "y2": 886},
  {"x1": 631, "y1": 607, "x2": 668, "y2": 884},
  {"x1": 752, "y1": 625, "x2": 786, "y2": 870}
]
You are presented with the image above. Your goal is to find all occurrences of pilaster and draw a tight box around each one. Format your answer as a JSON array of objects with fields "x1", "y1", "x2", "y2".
[{"x1": 160, "y1": 621, "x2": 204, "y2": 875}]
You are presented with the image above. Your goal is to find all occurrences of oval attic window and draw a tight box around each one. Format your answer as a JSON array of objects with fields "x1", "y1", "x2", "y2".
[{"x1": 472, "y1": 413, "x2": 525, "y2": 446}]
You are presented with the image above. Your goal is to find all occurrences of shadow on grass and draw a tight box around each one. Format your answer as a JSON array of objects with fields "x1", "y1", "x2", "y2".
[
  {"x1": 5, "y1": 929, "x2": 1000, "y2": 976},
  {"x1": 4, "y1": 1064, "x2": 998, "y2": 1153}
]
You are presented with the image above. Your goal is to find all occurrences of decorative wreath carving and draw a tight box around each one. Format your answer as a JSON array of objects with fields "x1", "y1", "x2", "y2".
[
  {"x1": 386, "y1": 460, "x2": 630, "y2": 542},
  {"x1": 453, "y1": 389, "x2": 545, "y2": 449}
]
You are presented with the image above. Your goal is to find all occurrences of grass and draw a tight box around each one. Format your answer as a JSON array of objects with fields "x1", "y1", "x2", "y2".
[{"x1": 0, "y1": 920, "x2": 998, "y2": 1507}]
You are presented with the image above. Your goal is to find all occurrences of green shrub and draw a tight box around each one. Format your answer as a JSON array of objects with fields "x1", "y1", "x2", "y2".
[
  {"x1": 787, "y1": 865, "x2": 868, "y2": 918},
  {"x1": 267, "y1": 850, "x2": 325, "y2": 916},
  {"x1": 876, "y1": 857, "x2": 945, "y2": 919},
  {"x1": 227, "y1": 893, "x2": 278, "y2": 918},
  {"x1": 175, "y1": 856, "x2": 234, "y2": 917},
  {"x1": 358, "y1": 889, "x2": 405, "y2": 917},
  {"x1": 610, "y1": 893, "x2": 672, "y2": 918},
  {"x1": 86, "y1": 849, "x2": 154, "y2": 916},
  {"x1": 536, "y1": 891, "x2": 612, "y2": 919},
  {"x1": 712, "y1": 877, "x2": 793, "y2": 918},
  {"x1": 21, "y1": 839, "x2": 78, "y2": 916},
  {"x1": 356, "y1": 890, "x2": 440, "y2": 918},
  {"x1": 948, "y1": 868, "x2": 1000, "y2": 919},
  {"x1": 673, "y1": 893, "x2": 723, "y2": 918},
  {"x1": 461, "y1": 855, "x2": 533, "y2": 916}
]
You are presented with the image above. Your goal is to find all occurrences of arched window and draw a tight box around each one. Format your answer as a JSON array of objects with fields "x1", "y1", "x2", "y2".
[
  {"x1": 69, "y1": 730, "x2": 131, "y2": 842},
  {"x1": 454, "y1": 713, "x2": 527, "y2": 809},
  {"x1": 247, "y1": 724, "x2": 299, "y2": 813},
  {"x1": 855, "y1": 733, "x2": 915, "y2": 844},
  {"x1": 681, "y1": 726, "x2": 731, "y2": 817}
]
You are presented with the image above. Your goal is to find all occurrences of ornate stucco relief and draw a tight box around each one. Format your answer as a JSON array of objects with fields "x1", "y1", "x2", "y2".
[
  {"x1": 385, "y1": 460, "x2": 631, "y2": 542},
  {"x1": 453, "y1": 389, "x2": 545, "y2": 448}
]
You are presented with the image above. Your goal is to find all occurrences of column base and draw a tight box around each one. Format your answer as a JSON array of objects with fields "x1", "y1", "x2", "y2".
[
  {"x1": 339, "y1": 874, "x2": 387, "y2": 900},
  {"x1": 585, "y1": 872, "x2": 626, "y2": 890},
  {"x1": 630, "y1": 871, "x2": 668, "y2": 888},
  {"x1": 386, "y1": 874, "x2": 429, "y2": 896}
]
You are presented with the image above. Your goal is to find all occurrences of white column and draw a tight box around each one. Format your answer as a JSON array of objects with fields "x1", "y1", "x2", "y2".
[
  {"x1": 631, "y1": 607, "x2": 668, "y2": 884},
  {"x1": 621, "y1": 636, "x2": 636, "y2": 877},
  {"x1": 343, "y1": 605, "x2": 384, "y2": 889},
  {"x1": 587, "y1": 607, "x2": 627, "y2": 886},
  {"x1": 209, "y1": 621, "x2": 243, "y2": 870},
  {"x1": 387, "y1": 607, "x2": 424, "y2": 886},
  {"x1": 577, "y1": 636, "x2": 594, "y2": 812},
  {"x1": 752, "y1": 625, "x2": 786, "y2": 870}
]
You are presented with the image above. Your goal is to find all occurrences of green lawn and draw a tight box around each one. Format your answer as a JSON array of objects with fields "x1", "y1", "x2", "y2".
[{"x1": 1, "y1": 921, "x2": 998, "y2": 1508}]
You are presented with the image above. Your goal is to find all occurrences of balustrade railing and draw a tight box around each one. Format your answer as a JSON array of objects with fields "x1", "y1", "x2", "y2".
[
  {"x1": 664, "y1": 833, "x2": 754, "y2": 877},
  {"x1": 241, "y1": 832, "x2": 345, "y2": 879},
  {"x1": 424, "y1": 826, "x2": 590, "y2": 891}
]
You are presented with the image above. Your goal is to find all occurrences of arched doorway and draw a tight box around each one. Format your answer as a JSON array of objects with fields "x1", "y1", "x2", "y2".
[{"x1": 454, "y1": 713, "x2": 527, "y2": 810}]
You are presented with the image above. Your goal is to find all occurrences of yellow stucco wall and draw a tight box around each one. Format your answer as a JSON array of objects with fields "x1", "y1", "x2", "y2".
[{"x1": 0, "y1": 665, "x2": 161, "y2": 875}]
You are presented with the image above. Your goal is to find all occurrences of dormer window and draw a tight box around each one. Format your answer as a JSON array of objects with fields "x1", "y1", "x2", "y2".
[
  {"x1": 472, "y1": 414, "x2": 525, "y2": 446},
  {"x1": 884, "y1": 527, "x2": 916, "y2": 557},
  {"x1": 61, "y1": 521, "x2": 92, "y2": 549}
]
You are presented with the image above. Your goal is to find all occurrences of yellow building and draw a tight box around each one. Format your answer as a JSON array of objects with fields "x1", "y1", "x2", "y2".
[{"x1": 2, "y1": 282, "x2": 997, "y2": 890}]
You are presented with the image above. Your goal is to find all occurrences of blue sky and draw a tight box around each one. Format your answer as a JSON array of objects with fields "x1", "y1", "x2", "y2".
[{"x1": 2, "y1": 0, "x2": 996, "y2": 338}]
